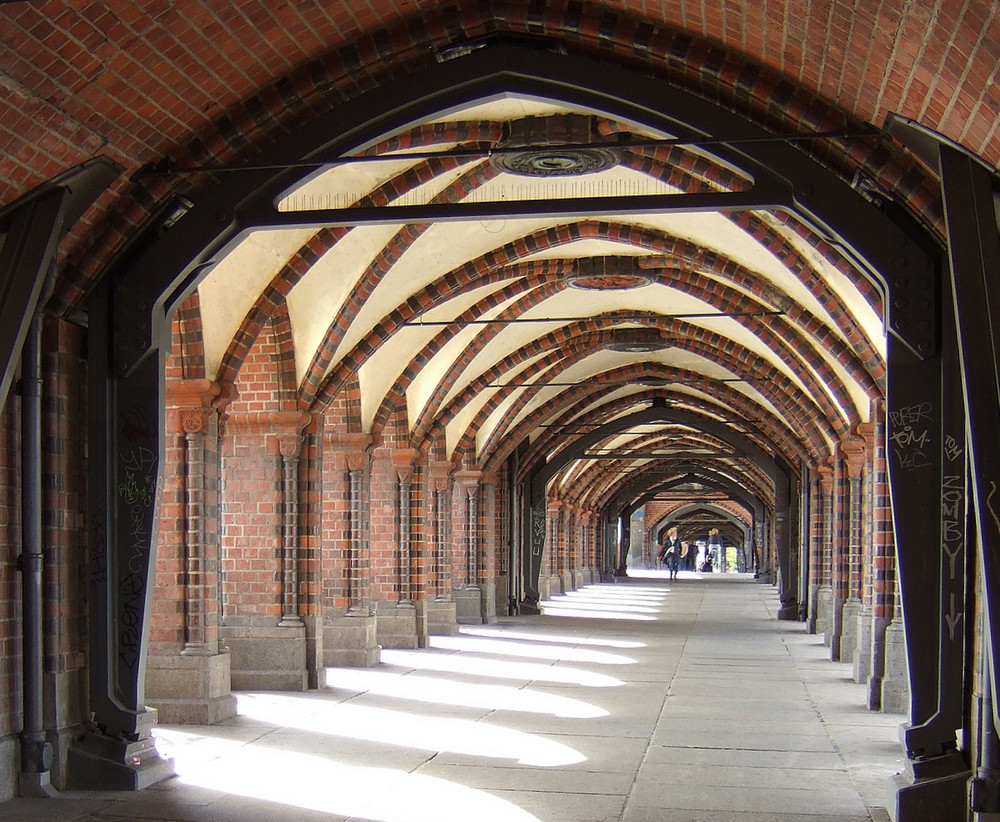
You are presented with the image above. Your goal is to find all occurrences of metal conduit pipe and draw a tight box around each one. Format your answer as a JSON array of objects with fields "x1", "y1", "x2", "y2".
[
  {"x1": 18, "y1": 309, "x2": 56, "y2": 795},
  {"x1": 971, "y1": 646, "x2": 1000, "y2": 813}
]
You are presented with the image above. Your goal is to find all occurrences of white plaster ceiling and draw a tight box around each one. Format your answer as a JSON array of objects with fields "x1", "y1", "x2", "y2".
[{"x1": 194, "y1": 90, "x2": 885, "y2": 494}]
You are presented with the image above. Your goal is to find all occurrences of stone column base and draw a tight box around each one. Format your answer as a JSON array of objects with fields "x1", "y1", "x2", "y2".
[
  {"x1": 454, "y1": 586, "x2": 483, "y2": 624},
  {"x1": 840, "y1": 597, "x2": 863, "y2": 666},
  {"x1": 560, "y1": 571, "x2": 574, "y2": 594},
  {"x1": 145, "y1": 651, "x2": 237, "y2": 724},
  {"x1": 375, "y1": 602, "x2": 418, "y2": 649},
  {"x1": 815, "y1": 584, "x2": 833, "y2": 641},
  {"x1": 806, "y1": 582, "x2": 819, "y2": 634},
  {"x1": 828, "y1": 596, "x2": 846, "y2": 660},
  {"x1": 881, "y1": 619, "x2": 910, "y2": 714},
  {"x1": 324, "y1": 613, "x2": 380, "y2": 668},
  {"x1": 891, "y1": 751, "x2": 970, "y2": 821},
  {"x1": 67, "y1": 710, "x2": 174, "y2": 790},
  {"x1": 427, "y1": 599, "x2": 458, "y2": 635},
  {"x1": 224, "y1": 621, "x2": 308, "y2": 690},
  {"x1": 853, "y1": 606, "x2": 873, "y2": 684},
  {"x1": 494, "y1": 574, "x2": 510, "y2": 617},
  {"x1": 0, "y1": 735, "x2": 17, "y2": 799},
  {"x1": 548, "y1": 573, "x2": 564, "y2": 595},
  {"x1": 481, "y1": 580, "x2": 497, "y2": 623},
  {"x1": 866, "y1": 615, "x2": 891, "y2": 710}
]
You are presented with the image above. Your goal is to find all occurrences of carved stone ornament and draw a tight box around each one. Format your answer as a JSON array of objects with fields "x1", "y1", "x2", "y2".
[
  {"x1": 278, "y1": 434, "x2": 303, "y2": 458},
  {"x1": 180, "y1": 407, "x2": 212, "y2": 435}
]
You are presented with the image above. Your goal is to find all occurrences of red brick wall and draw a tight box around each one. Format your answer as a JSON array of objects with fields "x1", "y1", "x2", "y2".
[
  {"x1": 369, "y1": 446, "x2": 399, "y2": 602},
  {"x1": 41, "y1": 319, "x2": 88, "y2": 684},
  {"x1": 220, "y1": 327, "x2": 286, "y2": 620},
  {"x1": 220, "y1": 429, "x2": 282, "y2": 619}
]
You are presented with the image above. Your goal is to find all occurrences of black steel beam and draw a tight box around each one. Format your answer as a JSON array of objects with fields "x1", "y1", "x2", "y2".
[{"x1": 242, "y1": 187, "x2": 790, "y2": 230}]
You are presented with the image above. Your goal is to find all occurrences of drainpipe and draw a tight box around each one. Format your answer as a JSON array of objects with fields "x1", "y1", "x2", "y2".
[
  {"x1": 18, "y1": 309, "x2": 56, "y2": 796},
  {"x1": 971, "y1": 647, "x2": 1000, "y2": 814}
]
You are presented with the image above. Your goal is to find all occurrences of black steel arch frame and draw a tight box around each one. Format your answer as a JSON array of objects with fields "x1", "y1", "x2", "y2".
[{"x1": 78, "y1": 40, "x2": 973, "y2": 816}]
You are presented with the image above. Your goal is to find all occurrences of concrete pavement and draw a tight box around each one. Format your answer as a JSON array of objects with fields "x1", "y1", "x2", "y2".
[{"x1": 0, "y1": 572, "x2": 903, "y2": 821}]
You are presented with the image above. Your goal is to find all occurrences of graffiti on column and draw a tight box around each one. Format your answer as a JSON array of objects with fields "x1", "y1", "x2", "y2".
[
  {"x1": 941, "y1": 417, "x2": 965, "y2": 641},
  {"x1": 531, "y1": 500, "x2": 545, "y2": 556},
  {"x1": 117, "y1": 406, "x2": 157, "y2": 671},
  {"x1": 89, "y1": 505, "x2": 108, "y2": 590},
  {"x1": 941, "y1": 474, "x2": 964, "y2": 582},
  {"x1": 888, "y1": 402, "x2": 933, "y2": 471}
]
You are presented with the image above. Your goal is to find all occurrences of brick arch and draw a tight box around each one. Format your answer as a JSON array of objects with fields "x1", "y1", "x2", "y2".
[
  {"x1": 432, "y1": 317, "x2": 841, "y2": 459},
  {"x1": 324, "y1": 371, "x2": 363, "y2": 433},
  {"x1": 269, "y1": 302, "x2": 298, "y2": 409},
  {"x1": 215, "y1": 124, "x2": 502, "y2": 385},
  {"x1": 614, "y1": 148, "x2": 885, "y2": 371},
  {"x1": 475, "y1": 353, "x2": 828, "y2": 474},
  {"x1": 584, "y1": 460, "x2": 775, "y2": 518},
  {"x1": 553, "y1": 431, "x2": 769, "y2": 510},
  {"x1": 44, "y1": 1, "x2": 945, "y2": 318},
  {"x1": 297, "y1": 160, "x2": 501, "y2": 405},
  {"x1": 365, "y1": 276, "x2": 568, "y2": 438},
  {"x1": 510, "y1": 376, "x2": 811, "y2": 479},
  {"x1": 496, "y1": 376, "x2": 830, "y2": 486},
  {"x1": 168, "y1": 292, "x2": 205, "y2": 380},
  {"x1": 311, "y1": 263, "x2": 572, "y2": 418},
  {"x1": 387, "y1": 223, "x2": 876, "y2": 441},
  {"x1": 647, "y1": 502, "x2": 754, "y2": 546},
  {"x1": 554, "y1": 434, "x2": 777, "y2": 512}
]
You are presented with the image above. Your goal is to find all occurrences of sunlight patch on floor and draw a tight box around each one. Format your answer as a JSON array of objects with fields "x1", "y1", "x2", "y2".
[
  {"x1": 378, "y1": 647, "x2": 624, "y2": 687},
  {"x1": 324, "y1": 666, "x2": 608, "y2": 718},
  {"x1": 427, "y1": 634, "x2": 636, "y2": 665},
  {"x1": 234, "y1": 692, "x2": 587, "y2": 766},
  {"x1": 459, "y1": 625, "x2": 645, "y2": 649},
  {"x1": 156, "y1": 734, "x2": 542, "y2": 822}
]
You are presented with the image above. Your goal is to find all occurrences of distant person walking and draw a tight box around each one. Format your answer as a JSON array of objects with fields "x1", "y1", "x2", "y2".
[{"x1": 661, "y1": 527, "x2": 680, "y2": 580}]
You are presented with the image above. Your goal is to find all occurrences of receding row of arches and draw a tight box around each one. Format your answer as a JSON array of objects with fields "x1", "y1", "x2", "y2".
[{"x1": 2, "y1": 25, "x2": 997, "y2": 822}]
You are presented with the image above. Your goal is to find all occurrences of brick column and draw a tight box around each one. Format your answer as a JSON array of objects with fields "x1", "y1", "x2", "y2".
[
  {"x1": 453, "y1": 469, "x2": 487, "y2": 623},
  {"x1": 806, "y1": 467, "x2": 823, "y2": 634},
  {"x1": 372, "y1": 446, "x2": 422, "y2": 649},
  {"x1": 221, "y1": 410, "x2": 310, "y2": 691},
  {"x1": 426, "y1": 459, "x2": 457, "y2": 635},
  {"x1": 322, "y1": 431, "x2": 379, "y2": 667},
  {"x1": 146, "y1": 378, "x2": 236, "y2": 723},
  {"x1": 815, "y1": 465, "x2": 834, "y2": 640},
  {"x1": 480, "y1": 470, "x2": 500, "y2": 622},
  {"x1": 849, "y1": 422, "x2": 878, "y2": 684},
  {"x1": 829, "y1": 448, "x2": 849, "y2": 659},
  {"x1": 278, "y1": 432, "x2": 304, "y2": 628},
  {"x1": 867, "y1": 402, "x2": 897, "y2": 708},
  {"x1": 840, "y1": 433, "x2": 869, "y2": 666}
]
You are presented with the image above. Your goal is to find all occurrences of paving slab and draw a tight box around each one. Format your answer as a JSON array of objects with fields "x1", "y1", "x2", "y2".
[{"x1": 0, "y1": 575, "x2": 904, "y2": 822}]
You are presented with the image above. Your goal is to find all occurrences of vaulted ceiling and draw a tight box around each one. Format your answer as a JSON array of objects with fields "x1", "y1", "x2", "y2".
[{"x1": 2, "y1": 0, "x2": 991, "y2": 521}]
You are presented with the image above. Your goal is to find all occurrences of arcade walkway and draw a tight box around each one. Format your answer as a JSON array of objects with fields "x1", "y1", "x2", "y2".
[{"x1": 2, "y1": 575, "x2": 902, "y2": 821}]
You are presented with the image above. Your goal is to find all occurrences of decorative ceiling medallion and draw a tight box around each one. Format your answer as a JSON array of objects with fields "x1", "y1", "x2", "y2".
[
  {"x1": 605, "y1": 328, "x2": 672, "y2": 353},
  {"x1": 568, "y1": 273, "x2": 650, "y2": 290},
  {"x1": 491, "y1": 114, "x2": 620, "y2": 177},
  {"x1": 493, "y1": 147, "x2": 620, "y2": 176}
]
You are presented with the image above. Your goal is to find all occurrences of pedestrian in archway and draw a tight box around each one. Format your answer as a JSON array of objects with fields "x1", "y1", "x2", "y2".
[{"x1": 662, "y1": 527, "x2": 680, "y2": 580}]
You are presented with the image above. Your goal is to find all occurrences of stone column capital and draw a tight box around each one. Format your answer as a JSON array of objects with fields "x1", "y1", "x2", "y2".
[
  {"x1": 454, "y1": 469, "x2": 482, "y2": 496},
  {"x1": 816, "y1": 465, "x2": 834, "y2": 494},
  {"x1": 166, "y1": 378, "x2": 221, "y2": 409},
  {"x1": 326, "y1": 432, "x2": 372, "y2": 471},
  {"x1": 390, "y1": 447, "x2": 419, "y2": 482},
  {"x1": 180, "y1": 407, "x2": 214, "y2": 435},
  {"x1": 429, "y1": 459, "x2": 452, "y2": 491},
  {"x1": 841, "y1": 435, "x2": 869, "y2": 478}
]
